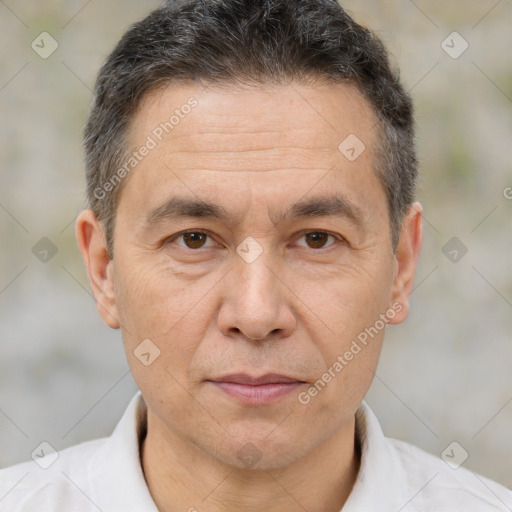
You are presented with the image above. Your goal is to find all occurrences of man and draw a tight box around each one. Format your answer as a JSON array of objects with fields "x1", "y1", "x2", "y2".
[{"x1": 1, "y1": 0, "x2": 510, "y2": 510}]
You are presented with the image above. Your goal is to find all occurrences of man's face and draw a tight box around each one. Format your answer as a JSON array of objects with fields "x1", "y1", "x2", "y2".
[{"x1": 82, "y1": 81, "x2": 418, "y2": 469}]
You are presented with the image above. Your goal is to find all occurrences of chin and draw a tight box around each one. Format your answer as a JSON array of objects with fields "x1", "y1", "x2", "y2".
[{"x1": 209, "y1": 430, "x2": 311, "y2": 471}]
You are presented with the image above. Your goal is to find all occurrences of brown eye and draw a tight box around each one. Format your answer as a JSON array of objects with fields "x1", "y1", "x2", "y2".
[
  {"x1": 299, "y1": 232, "x2": 337, "y2": 249},
  {"x1": 175, "y1": 231, "x2": 211, "y2": 249},
  {"x1": 305, "y1": 232, "x2": 329, "y2": 249}
]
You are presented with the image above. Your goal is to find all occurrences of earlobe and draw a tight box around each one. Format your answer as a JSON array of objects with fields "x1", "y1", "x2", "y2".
[
  {"x1": 75, "y1": 210, "x2": 120, "y2": 329},
  {"x1": 389, "y1": 202, "x2": 423, "y2": 325}
]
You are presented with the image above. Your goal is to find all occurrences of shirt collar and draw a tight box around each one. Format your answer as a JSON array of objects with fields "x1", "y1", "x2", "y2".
[
  {"x1": 89, "y1": 392, "x2": 158, "y2": 511},
  {"x1": 342, "y1": 401, "x2": 411, "y2": 511}
]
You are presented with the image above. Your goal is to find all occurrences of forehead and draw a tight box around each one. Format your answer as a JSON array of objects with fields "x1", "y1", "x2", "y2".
[
  {"x1": 130, "y1": 80, "x2": 377, "y2": 157},
  {"x1": 120, "y1": 81, "x2": 384, "y2": 224}
]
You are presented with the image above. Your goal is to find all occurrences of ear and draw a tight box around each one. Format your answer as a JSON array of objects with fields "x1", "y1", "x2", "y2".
[
  {"x1": 388, "y1": 202, "x2": 423, "y2": 325},
  {"x1": 75, "y1": 209, "x2": 120, "y2": 329}
]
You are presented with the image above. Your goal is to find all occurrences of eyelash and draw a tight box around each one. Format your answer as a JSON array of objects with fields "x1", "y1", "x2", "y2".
[{"x1": 165, "y1": 230, "x2": 345, "y2": 251}]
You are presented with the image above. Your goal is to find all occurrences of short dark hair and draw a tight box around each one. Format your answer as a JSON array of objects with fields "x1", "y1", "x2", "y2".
[{"x1": 84, "y1": 0, "x2": 417, "y2": 256}]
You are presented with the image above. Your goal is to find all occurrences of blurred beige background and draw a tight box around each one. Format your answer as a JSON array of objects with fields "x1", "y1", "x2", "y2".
[{"x1": 0, "y1": 0, "x2": 511, "y2": 488}]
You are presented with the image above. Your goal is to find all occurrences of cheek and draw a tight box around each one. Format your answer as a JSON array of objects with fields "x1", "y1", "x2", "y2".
[
  {"x1": 113, "y1": 262, "x2": 207, "y2": 409},
  {"x1": 114, "y1": 257, "x2": 204, "y2": 337},
  {"x1": 300, "y1": 321, "x2": 385, "y2": 430},
  {"x1": 294, "y1": 260, "x2": 392, "y2": 401},
  {"x1": 114, "y1": 266, "x2": 164, "y2": 339},
  {"x1": 113, "y1": 258, "x2": 220, "y2": 378},
  {"x1": 296, "y1": 260, "x2": 393, "y2": 339}
]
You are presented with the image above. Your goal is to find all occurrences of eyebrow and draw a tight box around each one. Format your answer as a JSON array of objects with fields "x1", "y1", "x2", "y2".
[
  {"x1": 281, "y1": 194, "x2": 363, "y2": 226},
  {"x1": 146, "y1": 197, "x2": 231, "y2": 225},
  {"x1": 145, "y1": 194, "x2": 364, "y2": 228}
]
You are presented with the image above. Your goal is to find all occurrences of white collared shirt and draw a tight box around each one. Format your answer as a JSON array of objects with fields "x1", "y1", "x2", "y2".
[{"x1": 1, "y1": 392, "x2": 511, "y2": 511}]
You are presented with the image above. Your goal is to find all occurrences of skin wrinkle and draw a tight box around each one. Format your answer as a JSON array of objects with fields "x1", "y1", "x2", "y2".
[{"x1": 76, "y1": 81, "x2": 422, "y2": 512}]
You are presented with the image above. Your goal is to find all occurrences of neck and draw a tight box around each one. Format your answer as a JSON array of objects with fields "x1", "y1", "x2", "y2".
[{"x1": 141, "y1": 412, "x2": 360, "y2": 512}]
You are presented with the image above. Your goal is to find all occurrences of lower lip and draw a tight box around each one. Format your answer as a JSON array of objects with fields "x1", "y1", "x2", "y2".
[{"x1": 210, "y1": 381, "x2": 304, "y2": 405}]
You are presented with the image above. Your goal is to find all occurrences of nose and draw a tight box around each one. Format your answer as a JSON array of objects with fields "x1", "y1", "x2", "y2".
[{"x1": 217, "y1": 253, "x2": 296, "y2": 343}]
